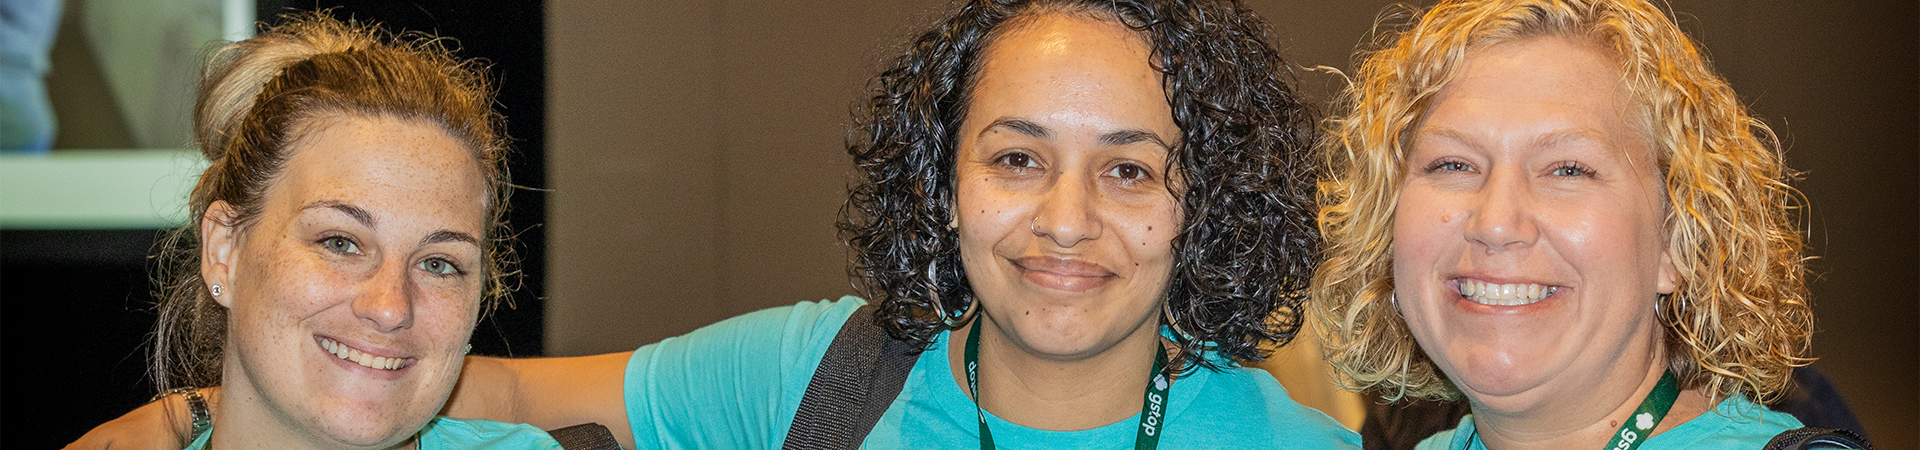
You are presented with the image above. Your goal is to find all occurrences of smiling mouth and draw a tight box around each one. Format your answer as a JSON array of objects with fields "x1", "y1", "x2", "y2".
[
  {"x1": 319, "y1": 337, "x2": 412, "y2": 371},
  {"x1": 1456, "y1": 279, "x2": 1559, "y2": 306},
  {"x1": 1011, "y1": 257, "x2": 1115, "y2": 292}
]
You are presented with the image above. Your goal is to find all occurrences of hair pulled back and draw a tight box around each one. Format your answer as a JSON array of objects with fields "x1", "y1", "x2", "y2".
[
  {"x1": 151, "y1": 12, "x2": 510, "y2": 391},
  {"x1": 840, "y1": 0, "x2": 1319, "y2": 372}
]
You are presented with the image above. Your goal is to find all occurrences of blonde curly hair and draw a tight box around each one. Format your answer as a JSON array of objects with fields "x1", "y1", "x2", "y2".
[{"x1": 1312, "y1": 0, "x2": 1813, "y2": 403}]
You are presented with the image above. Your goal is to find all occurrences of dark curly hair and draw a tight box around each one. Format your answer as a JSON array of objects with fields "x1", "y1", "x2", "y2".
[{"x1": 839, "y1": 0, "x2": 1319, "y2": 372}]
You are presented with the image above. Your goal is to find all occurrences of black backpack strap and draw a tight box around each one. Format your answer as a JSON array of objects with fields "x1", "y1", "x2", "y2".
[
  {"x1": 546, "y1": 422, "x2": 622, "y2": 450},
  {"x1": 1765, "y1": 427, "x2": 1874, "y2": 450},
  {"x1": 782, "y1": 305, "x2": 921, "y2": 450}
]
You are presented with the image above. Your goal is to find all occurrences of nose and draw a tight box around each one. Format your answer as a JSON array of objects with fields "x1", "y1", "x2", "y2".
[
  {"x1": 352, "y1": 260, "x2": 415, "y2": 333},
  {"x1": 1030, "y1": 171, "x2": 1103, "y2": 247},
  {"x1": 1463, "y1": 168, "x2": 1538, "y2": 253}
]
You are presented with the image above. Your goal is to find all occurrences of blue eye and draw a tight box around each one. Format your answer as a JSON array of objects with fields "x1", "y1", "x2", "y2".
[
  {"x1": 418, "y1": 257, "x2": 462, "y2": 276},
  {"x1": 1427, "y1": 160, "x2": 1473, "y2": 172},
  {"x1": 1550, "y1": 162, "x2": 1593, "y2": 177},
  {"x1": 321, "y1": 236, "x2": 360, "y2": 254}
]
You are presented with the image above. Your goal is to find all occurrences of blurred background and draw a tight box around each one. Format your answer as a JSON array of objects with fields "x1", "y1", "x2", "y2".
[{"x1": 2, "y1": 0, "x2": 1912, "y2": 448}]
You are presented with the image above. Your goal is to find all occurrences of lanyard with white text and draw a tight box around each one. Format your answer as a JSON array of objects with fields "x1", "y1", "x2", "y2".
[
  {"x1": 1601, "y1": 371, "x2": 1679, "y2": 450},
  {"x1": 1470, "y1": 371, "x2": 1678, "y2": 450},
  {"x1": 963, "y1": 322, "x2": 1171, "y2": 450}
]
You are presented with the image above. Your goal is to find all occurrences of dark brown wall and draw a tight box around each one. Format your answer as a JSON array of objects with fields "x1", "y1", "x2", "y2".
[{"x1": 546, "y1": 1, "x2": 1917, "y2": 446}]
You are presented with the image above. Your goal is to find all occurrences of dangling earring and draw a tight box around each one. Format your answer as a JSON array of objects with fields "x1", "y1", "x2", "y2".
[
  {"x1": 209, "y1": 284, "x2": 224, "y2": 297},
  {"x1": 932, "y1": 260, "x2": 977, "y2": 328},
  {"x1": 464, "y1": 343, "x2": 472, "y2": 355}
]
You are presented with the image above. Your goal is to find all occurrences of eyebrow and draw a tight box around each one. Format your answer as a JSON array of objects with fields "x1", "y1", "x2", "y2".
[
  {"x1": 303, "y1": 200, "x2": 479, "y2": 247},
  {"x1": 1098, "y1": 129, "x2": 1171, "y2": 149},
  {"x1": 979, "y1": 117, "x2": 1172, "y2": 149},
  {"x1": 1415, "y1": 127, "x2": 1607, "y2": 151},
  {"x1": 303, "y1": 200, "x2": 375, "y2": 228},
  {"x1": 981, "y1": 117, "x2": 1051, "y2": 140},
  {"x1": 1529, "y1": 128, "x2": 1609, "y2": 151},
  {"x1": 422, "y1": 230, "x2": 480, "y2": 247}
]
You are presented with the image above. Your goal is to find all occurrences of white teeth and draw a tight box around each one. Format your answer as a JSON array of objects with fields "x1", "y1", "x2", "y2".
[
  {"x1": 319, "y1": 337, "x2": 406, "y2": 371},
  {"x1": 1456, "y1": 280, "x2": 1557, "y2": 306}
]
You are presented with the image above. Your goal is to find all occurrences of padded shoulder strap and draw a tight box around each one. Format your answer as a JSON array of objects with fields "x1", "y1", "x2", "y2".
[
  {"x1": 782, "y1": 305, "x2": 921, "y2": 450},
  {"x1": 1765, "y1": 427, "x2": 1874, "y2": 450},
  {"x1": 546, "y1": 423, "x2": 621, "y2": 450}
]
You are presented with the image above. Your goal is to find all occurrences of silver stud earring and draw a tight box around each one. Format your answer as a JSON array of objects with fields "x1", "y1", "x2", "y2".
[{"x1": 210, "y1": 284, "x2": 223, "y2": 297}]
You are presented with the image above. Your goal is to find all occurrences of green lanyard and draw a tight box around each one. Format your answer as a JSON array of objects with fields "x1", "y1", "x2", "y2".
[
  {"x1": 1470, "y1": 370, "x2": 1679, "y2": 450},
  {"x1": 964, "y1": 322, "x2": 1171, "y2": 450},
  {"x1": 1601, "y1": 371, "x2": 1680, "y2": 450}
]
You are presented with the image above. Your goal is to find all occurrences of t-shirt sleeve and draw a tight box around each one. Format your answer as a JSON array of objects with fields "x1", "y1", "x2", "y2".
[{"x1": 622, "y1": 297, "x2": 866, "y2": 449}]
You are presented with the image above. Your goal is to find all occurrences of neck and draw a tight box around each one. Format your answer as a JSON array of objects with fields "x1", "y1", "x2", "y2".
[
  {"x1": 1469, "y1": 354, "x2": 1711, "y2": 450},
  {"x1": 948, "y1": 313, "x2": 1168, "y2": 431},
  {"x1": 211, "y1": 372, "x2": 419, "y2": 450}
]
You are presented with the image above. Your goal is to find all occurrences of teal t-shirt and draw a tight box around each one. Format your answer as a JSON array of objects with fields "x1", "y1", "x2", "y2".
[
  {"x1": 623, "y1": 297, "x2": 1360, "y2": 449},
  {"x1": 1414, "y1": 395, "x2": 1803, "y2": 450},
  {"x1": 182, "y1": 416, "x2": 562, "y2": 449}
]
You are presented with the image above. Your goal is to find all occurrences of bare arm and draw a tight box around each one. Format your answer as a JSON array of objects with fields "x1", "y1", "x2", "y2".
[
  {"x1": 66, "y1": 354, "x2": 635, "y2": 450},
  {"x1": 444, "y1": 352, "x2": 636, "y2": 449},
  {"x1": 64, "y1": 390, "x2": 208, "y2": 450}
]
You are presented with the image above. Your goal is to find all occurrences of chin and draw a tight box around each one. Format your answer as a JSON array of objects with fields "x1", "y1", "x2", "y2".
[
  {"x1": 1439, "y1": 346, "x2": 1561, "y2": 403},
  {"x1": 999, "y1": 306, "x2": 1142, "y2": 359},
  {"x1": 309, "y1": 408, "x2": 432, "y2": 448}
]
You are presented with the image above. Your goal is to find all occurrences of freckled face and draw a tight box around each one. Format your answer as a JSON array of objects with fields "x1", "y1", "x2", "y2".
[
  {"x1": 208, "y1": 115, "x2": 488, "y2": 447},
  {"x1": 1391, "y1": 38, "x2": 1677, "y2": 412},
  {"x1": 953, "y1": 14, "x2": 1183, "y2": 360}
]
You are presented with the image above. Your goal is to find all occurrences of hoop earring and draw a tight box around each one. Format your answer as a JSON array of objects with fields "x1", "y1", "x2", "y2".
[
  {"x1": 1655, "y1": 293, "x2": 1685, "y2": 324},
  {"x1": 1389, "y1": 292, "x2": 1402, "y2": 318},
  {"x1": 931, "y1": 260, "x2": 977, "y2": 328},
  {"x1": 209, "y1": 284, "x2": 223, "y2": 297},
  {"x1": 1164, "y1": 301, "x2": 1201, "y2": 345}
]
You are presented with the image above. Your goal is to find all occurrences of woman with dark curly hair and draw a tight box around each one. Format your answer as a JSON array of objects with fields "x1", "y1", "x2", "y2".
[
  {"x1": 80, "y1": 1, "x2": 1355, "y2": 449},
  {"x1": 1313, "y1": 0, "x2": 1863, "y2": 449},
  {"x1": 446, "y1": 1, "x2": 1350, "y2": 448}
]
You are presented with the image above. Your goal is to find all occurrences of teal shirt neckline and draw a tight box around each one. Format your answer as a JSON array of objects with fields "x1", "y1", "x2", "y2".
[
  {"x1": 181, "y1": 416, "x2": 561, "y2": 450},
  {"x1": 622, "y1": 296, "x2": 1360, "y2": 449},
  {"x1": 876, "y1": 323, "x2": 1215, "y2": 444},
  {"x1": 1415, "y1": 395, "x2": 1803, "y2": 450}
]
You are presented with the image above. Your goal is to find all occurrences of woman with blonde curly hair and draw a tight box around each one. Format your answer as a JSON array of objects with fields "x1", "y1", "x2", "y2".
[{"x1": 1312, "y1": 0, "x2": 1859, "y2": 448}]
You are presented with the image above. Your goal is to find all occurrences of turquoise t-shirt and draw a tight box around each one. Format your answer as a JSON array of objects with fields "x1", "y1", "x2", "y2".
[
  {"x1": 1414, "y1": 395, "x2": 1803, "y2": 450},
  {"x1": 182, "y1": 416, "x2": 562, "y2": 449},
  {"x1": 622, "y1": 296, "x2": 1359, "y2": 449}
]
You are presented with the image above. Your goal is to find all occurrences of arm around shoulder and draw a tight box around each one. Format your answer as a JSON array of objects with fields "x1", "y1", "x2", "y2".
[
  {"x1": 444, "y1": 352, "x2": 636, "y2": 449},
  {"x1": 65, "y1": 390, "x2": 205, "y2": 450}
]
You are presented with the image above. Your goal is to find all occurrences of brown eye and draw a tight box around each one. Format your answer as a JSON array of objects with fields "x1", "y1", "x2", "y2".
[
  {"x1": 997, "y1": 152, "x2": 1036, "y2": 168},
  {"x1": 1108, "y1": 163, "x2": 1148, "y2": 180}
]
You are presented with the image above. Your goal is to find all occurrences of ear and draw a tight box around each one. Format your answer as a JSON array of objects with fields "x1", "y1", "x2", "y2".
[
  {"x1": 1655, "y1": 249, "x2": 1679, "y2": 296},
  {"x1": 201, "y1": 201, "x2": 241, "y2": 308}
]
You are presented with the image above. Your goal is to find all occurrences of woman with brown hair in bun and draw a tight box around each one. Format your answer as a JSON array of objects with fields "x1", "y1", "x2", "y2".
[{"x1": 99, "y1": 13, "x2": 561, "y2": 449}]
